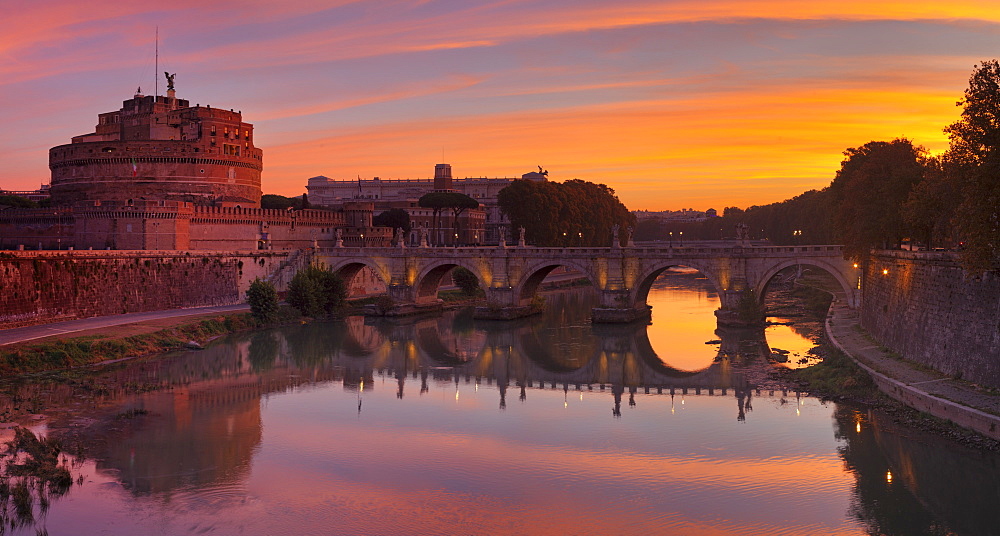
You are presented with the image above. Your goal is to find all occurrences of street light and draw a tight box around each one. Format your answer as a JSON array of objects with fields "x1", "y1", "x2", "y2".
[
  {"x1": 679, "y1": 231, "x2": 683, "y2": 245},
  {"x1": 669, "y1": 231, "x2": 673, "y2": 247}
]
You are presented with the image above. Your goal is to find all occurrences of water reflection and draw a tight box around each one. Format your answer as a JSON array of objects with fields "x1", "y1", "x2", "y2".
[{"x1": 0, "y1": 276, "x2": 996, "y2": 535}]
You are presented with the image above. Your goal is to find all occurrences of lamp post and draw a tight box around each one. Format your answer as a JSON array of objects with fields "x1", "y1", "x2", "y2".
[
  {"x1": 793, "y1": 229, "x2": 802, "y2": 245},
  {"x1": 54, "y1": 210, "x2": 62, "y2": 250},
  {"x1": 668, "y1": 231, "x2": 673, "y2": 247},
  {"x1": 679, "y1": 231, "x2": 683, "y2": 246},
  {"x1": 578, "y1": 231, "x2": 582, "y2": 246}
]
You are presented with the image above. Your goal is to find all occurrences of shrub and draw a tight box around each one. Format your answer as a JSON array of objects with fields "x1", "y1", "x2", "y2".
[
  {"x1": 246, "y1": 278, "x2": 279, "y2": 323},
  {"x1": 452, "y1": 267, "x2": 480, "y2": 296},
  {"x1": 286, "y1": 264, "x2": 346, "y2": 317}
]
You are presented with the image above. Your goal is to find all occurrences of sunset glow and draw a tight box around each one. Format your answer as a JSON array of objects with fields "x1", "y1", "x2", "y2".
[{"x1": 3, "y1": 0, "x2": 998, "y2": 209}]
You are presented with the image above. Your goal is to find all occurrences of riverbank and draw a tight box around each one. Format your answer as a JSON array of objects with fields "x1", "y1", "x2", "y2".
[
  {"x1": 0, "y1": 310, "x2": 281, "y2": 376},
  {"x1": 766, "y1": 275, "x2": 1000, "y2": 448},
  {"x1": 822, "y1": 300, "x2": 1000, "y2": 445}
]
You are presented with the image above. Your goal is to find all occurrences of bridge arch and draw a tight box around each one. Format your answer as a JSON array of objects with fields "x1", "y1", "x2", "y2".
[
  {"x1": 325, "y1": 258, "x2": 390, "y2": 298},
  {"x1": 753, "y1": 258, "x2": 858, "y2": 307},
  {"x1": 414, "y1": 259, "x2": 490, "y2": 303},
  {"x1": 631, "y1": 261, "x2": 725, "y2": 309},
  {"x1": 514, "y1": 258, "x2": 597, "y2": 305}
]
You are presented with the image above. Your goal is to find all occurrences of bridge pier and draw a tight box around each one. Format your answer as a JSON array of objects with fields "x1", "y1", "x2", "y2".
[
  {"x1": 714, "y1": 287, "x2": 766, "y2": 328},
  {"x1": 473, "y1": 286, "x2": 542, "y2": 320},
  {"x1": 591, "y1": 288, "x2": 651, "y2": 323}
]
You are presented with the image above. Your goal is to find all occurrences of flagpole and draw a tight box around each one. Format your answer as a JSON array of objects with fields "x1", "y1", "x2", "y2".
[{"x1": 155, "y1": 27, "x2": 159, "y2": 98}]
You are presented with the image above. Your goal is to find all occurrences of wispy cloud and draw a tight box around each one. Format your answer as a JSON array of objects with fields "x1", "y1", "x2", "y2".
[{"x1": 2, "y1": 1, "x2": 997, "y2": 209}]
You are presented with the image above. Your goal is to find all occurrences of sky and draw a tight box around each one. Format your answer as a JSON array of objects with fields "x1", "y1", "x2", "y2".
[{"x1": 2, "y1": 1, "x2": 999, "y2": 211}]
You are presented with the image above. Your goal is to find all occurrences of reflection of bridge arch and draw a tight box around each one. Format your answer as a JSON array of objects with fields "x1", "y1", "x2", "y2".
[
  {"x1": 631, "y1": 262, "x2": 725, "y2": 309},
  {"x1": 754, "y1": 258, "x2": 856, "y2": 302}
]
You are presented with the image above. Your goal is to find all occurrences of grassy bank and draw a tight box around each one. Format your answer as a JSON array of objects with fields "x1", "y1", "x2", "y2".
[
  {"x1": 0, "y1": 307, "x2": 301, "y2": 376},
  {"x1": 786, "y1": 344, "x2": 880, "y2": 402}
]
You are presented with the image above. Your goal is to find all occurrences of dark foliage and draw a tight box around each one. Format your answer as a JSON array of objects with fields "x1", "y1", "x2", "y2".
[
  {"x1": 286, "y1": 264, "x2": 346, "y2": 317},
  {"x1": 246, "y1": 278, "x2": 279, "y2": 322},
  {"x1": 0, "y1": 195, "x2": 38, "y2": 208},
  {"x1": 497, "y1": 179, "x2": 635, "y2": 246},
  {"x1": 452, "y1": 267, "x2": 480, "y2": 295},
  {"x1": 373, "y1": 208, "x2": 412, "y2": 233}
]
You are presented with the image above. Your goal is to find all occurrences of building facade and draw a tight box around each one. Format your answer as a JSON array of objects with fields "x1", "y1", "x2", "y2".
[
  {"x1": 49, "y1": 87, "x2": 263, "y2": 207},
  {"x1": 306, "y1": 166, "x2": 548, "y2": 245}
]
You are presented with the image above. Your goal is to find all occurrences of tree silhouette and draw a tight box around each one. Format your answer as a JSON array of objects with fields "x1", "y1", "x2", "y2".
[
  {"x1": 497, "y1": 179, "x2": 634, "y2": 246},
  {"x1": 829, "y1": 139, "x2": 926, "y2": 259},
  {"x1": 944, "y1": 60, "x2": 1000, "y2": 272},
  {"x1": 419, "y1": 192, "x2": 478, "y2": 245}
]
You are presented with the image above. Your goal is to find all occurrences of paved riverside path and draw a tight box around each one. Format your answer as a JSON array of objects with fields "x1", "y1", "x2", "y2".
[
  {"x1": 826, "y1": 301, "x2": 1000, "y2": 441},
  {"x1": 0, "y1": 304, "x2": 250, "y2": 346}
]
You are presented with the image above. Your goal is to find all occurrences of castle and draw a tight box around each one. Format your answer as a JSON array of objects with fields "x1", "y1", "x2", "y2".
[
  {"x1": 1, "y1": 74, "x2": 543, "y2": 252},
  {"x1": 0, "y1": 76, "x2": 377, "y2": 251}
]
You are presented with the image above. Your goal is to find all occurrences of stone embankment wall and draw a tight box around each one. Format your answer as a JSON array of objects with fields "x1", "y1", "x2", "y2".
[
  {"x1": 861, "y1": 251, "x2": 1000, "y2": 389},
  {"x1": 0, "y1": 250, "x2": 296, "y2": 329}
]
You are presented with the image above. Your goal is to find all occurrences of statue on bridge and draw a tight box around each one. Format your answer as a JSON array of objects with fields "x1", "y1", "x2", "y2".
[
  {"x1": 419, "y1": 226, "x2": 429, "y2": 248},
  {"x1": 626, "y1": 226, "x2": 634, "y2": 247},
  {"x1": 736, "y1": 223, "x2": 749, "y2": 242},
  {"x1": 612, "y1": 224, "x2": 620, "y2": 248},
  {"x1": 518, "y1": 227, "x2": 526, "y2": 247},
  {"x1": 335, "y1": 228, "x2": 343, "y2": 248},
  {"x1": 395, "y1": 227, "x2": 405, "y2": 248}
]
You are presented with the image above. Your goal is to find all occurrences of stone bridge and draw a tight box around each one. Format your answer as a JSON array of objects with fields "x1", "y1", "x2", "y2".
[{"x1": 315, "y1": 242, "x2": 858, "y2": 323}]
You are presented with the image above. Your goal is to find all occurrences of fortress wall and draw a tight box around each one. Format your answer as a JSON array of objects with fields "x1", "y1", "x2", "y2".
[
  {"x1": 861, "y1": 251, "x2": 1000, "y2": 388},
  {"x1": 0, "y1": 250, "x2": 292, "y2": 329}
]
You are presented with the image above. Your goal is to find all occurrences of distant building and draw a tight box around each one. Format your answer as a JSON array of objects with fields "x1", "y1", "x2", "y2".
[
  {"x1": 633, "y1": 208, "x2": 717, "y2": 223},
  {"x1": 307, "y1": 166, "x2": 549, "y2": 244},
  {"x1": 0, "y1": 185, "x2": 50, "y2": 202}
]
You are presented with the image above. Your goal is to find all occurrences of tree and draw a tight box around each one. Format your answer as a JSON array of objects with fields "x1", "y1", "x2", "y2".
[
  {"x1": 497, "y1": 178, "x2": 634, "y2": 246},
  {"x1": 902, "y1": 156, "x2": 960, "y2": 249},
  {"x1": 286, "y1": 264, "x2": 346, "y2": 317},
  {"x1": 245, "y1": 278, "x2": 279, "y2": 323},
  {"x1": 452, "y1": 267, "x2": 480, "y2": 296},
  {"x1": 944, "y1": 60, "x2": 1000, "y2": 272},
  {"x1": 261, "y1": 194, "x2": 300, "y2": 210},
  {"x1": 373, "y1": 208, "x2": 411, "y2": 234},
  {"x1": 418, "y1": 192, "x2": 478, "y2": 245},
  {"x1": 0, "y1": 195, "x2": 38, "y2": 209},
  {"x1": 829, "y1": 139, "x2": 926, "y2": 259}
]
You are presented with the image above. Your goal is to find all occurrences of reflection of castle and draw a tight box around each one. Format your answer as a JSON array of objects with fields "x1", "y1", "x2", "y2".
[{"x1": 0, "y1": 75, "x2": 391, "y2": 251}]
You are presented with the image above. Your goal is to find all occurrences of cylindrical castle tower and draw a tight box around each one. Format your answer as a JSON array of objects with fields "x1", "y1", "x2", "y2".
[{"x1": 48, "y1": 89, "x2": 263, "y2": 207}]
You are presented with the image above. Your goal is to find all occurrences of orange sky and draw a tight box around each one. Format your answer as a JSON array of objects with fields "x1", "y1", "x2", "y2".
[{"x1": 3, "y1": 1, "x2": 999, "y2": 209}]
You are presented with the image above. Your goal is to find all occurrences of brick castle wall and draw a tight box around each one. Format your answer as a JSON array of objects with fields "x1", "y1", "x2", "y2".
[
  {"x1": 0, "y1": 250, "x2": 293, "y2": 329},
  {"x1": 861, "y1": 251, "x2": 1000, "y2": 388}
]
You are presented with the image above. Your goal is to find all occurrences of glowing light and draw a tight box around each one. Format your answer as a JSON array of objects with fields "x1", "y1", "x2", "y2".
[
  {"x1": 886, "y1": 470, "x2": 893, "y2": 483},
  {"x1": 853, "y1": 263, "x2": 859, "y2": 269},
  {"x1": 882, "y1": 268, "x2": 889, "y2": 275},
  {"x1": 856, "y1": 422, "x2": 862, "y2": 433}
]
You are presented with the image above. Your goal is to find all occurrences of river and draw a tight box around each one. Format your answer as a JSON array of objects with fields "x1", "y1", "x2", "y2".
[{"x1": 1, "y1": 268, "x2": 998, "y2": 535}]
